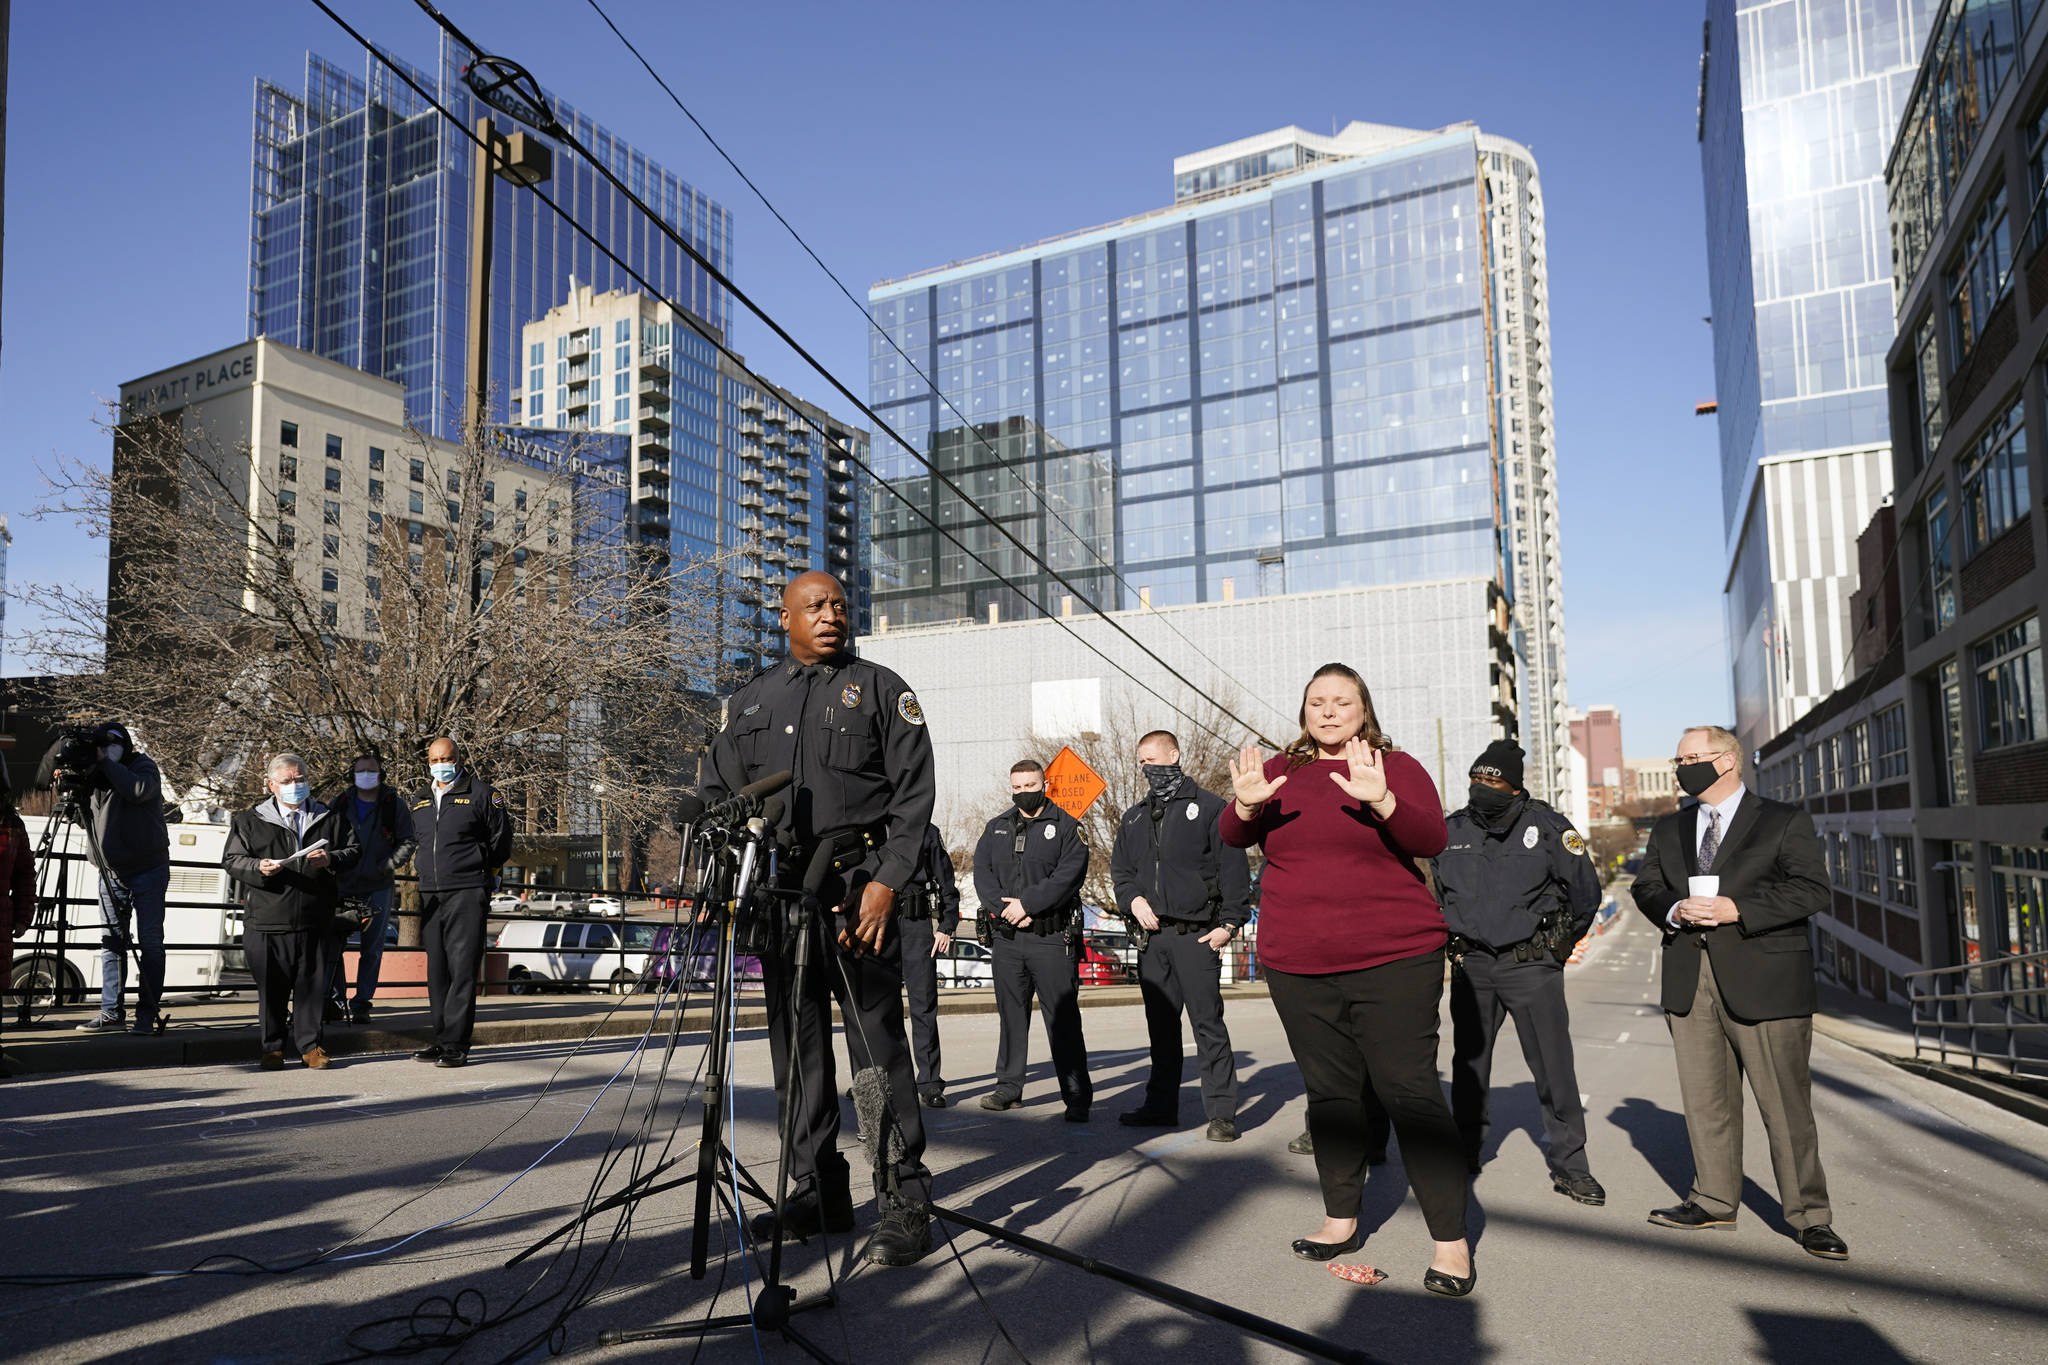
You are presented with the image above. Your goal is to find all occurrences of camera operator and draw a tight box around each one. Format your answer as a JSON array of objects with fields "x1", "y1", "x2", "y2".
[
  {"x1": 1436, "y1": 741, "x2": 1604, "y2": 1203},
  {"x1": 900, "y1": 822, "x2": 960, "y2": 1108},
  {"x1": 1109, "y1": 730, "x2": 1250, "y2": 1141},
  {"x1": 700, "y1": 571, "x2": 938, "y2": 1268},
  {"x1": 54, "y1": 722, "x2": 172, "y2": 1035},
  {"x1": 0, "y1": 761, "x2": 35, "y2": 1077},
  {"x1": 222, "y1": 753, "x2": 361, "y2": 1070},
  {"x1": 972, "y1": 759, "x2": 1092, "y2": 1121},
  {"x1": 323, "y1": 753, "x2": 417, "y2": 1026}
]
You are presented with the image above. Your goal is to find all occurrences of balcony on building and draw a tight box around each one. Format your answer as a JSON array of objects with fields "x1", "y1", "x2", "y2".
[
  {"x1": 739, "y1": 393, "x2": 765, "y2": 414},
  {"x1": 738, "y1": 465, "x2": 765, "y2": 486},
  {"x1": 635, "y1": 453, "x2": 670, "y2": 483},
  {"x1": 637, "y1": 377, "x2": 671, "y2": 407},
  {"x1": 787, "y1": 484, "x2": 810, "y2": 502},
  {"x1": 787, "y1": 459, "x2": 810, "y2": 481},
  {"x1": 738, "y1": 490, "x2": 764, "y2": 509},
  {"x1": 636, "y1": 430, "x2": 669, "y2": 456},
  {"x1": 638, "y1": 407, "x2": 671, "y2": 433},
  {"x1": 567, "y1": 335, "x2": 592, "y2": 357},
  {"x1": 764, "y1": 477, "x2": 789, "y2": 497},
  {"x1": 637, "y1": 506, "x2": 671, "y2": 535},
  {"x1": 763, "y1": 521, "x2": 789, "y2": 541},
  {"x1": 638, "y1": 349, "x2": 670, "y2": 377},
  {"x1": 762, "y1": 426, "x2": 789, "y2": 448}
]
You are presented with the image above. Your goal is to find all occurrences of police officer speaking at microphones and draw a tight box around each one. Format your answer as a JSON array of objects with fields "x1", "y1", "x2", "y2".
[
  {"x1": 900, "y1": 823, "x2": 960, "y2": 1108},
  {"x1": 1109, "y1": 730, "x2": 1250, "y2": 1141},
  {"x1": 972, "y1": 758, "x2": 1092, "y2": 1121},
  {"x1": 1434, "y1": 739, "x2": 1605, "y2": 1205},
  {"x1": 699, "y1": 571, "x2": 938, "y2": 1268}
]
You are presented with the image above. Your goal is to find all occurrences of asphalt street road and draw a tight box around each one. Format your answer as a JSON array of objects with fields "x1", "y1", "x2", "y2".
[{"x1": 3, "y1": 910, "x2": 2044, "y2": 1364}]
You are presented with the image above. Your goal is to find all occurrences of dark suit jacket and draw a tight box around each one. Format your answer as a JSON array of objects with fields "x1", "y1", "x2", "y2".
[{"x1": 1630, "y1": 790, "x2": 1829, "y2": 1022}]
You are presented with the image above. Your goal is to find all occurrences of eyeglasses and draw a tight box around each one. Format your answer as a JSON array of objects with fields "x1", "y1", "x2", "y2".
[{"x1": 1673, "y1": 752, "x2": 1727, "y2": 765}]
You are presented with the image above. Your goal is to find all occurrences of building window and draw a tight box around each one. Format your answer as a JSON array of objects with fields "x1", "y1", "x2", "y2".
[
  {"x1": 1925, "y1": 485, "x2": 1956, "y2": 633},
  {"x1": 366, "y1": 575, "x2": 381, "y2": 601},
  {"x1": 482, "y1": 481, "x2": 495, "y2": 504},
  {"x1": 369, "y1": 445, "x2": 384, "y2": 471},
  {"x1": 410, "y1": 459, "x2": 425, "y2": 484},
  {"x1": 1937, "y1": 659, "x2": 1970, "y2": 803},
  {"x1": 613, "y1": 398, "x2": 630, "y2": 421},
  {"x1": 447, "y1": 470, "x2": 461, "y2": 494},
  {"x1": 1959, "y1": 395, "x2": 2028, "y2": 559},
  {"x1": 323, "y1": 500, "x2": 340, "y2": 526},
  {"x1": 447, "y1": 501, "x2": 461, "y2": 524},
  {"x1": 531, "y1": 341, "x2": 545, "y2": 365},
  {"x1": 1947, "y1": 185, "x2": 2011, "y2": 361},
  {"x1": 278, "y1": 489, "x2": 297, "y2": 517},
  {"x1": 320, "y1": 601, "x2": 337, "y2": 627},
  {"x1": 368, "y1": 478, "x2": 384, "y2": 504},
  {"x1": 326, "y1": 434, "x2": 342, "y2": 460},
  {"x1": 1873, "y1": 704, "x2": 1908, "y2": 780},
  {"x1": 279, "y1": 420, "x2": 299, "y2": 449},
  {"x1": 324, "y1": 466, "x2": 341, "y2": 493},
  {"x1": 515, "y1": 488, "x2": 528, "y2": 512},
  {"x1": 321, "y1": 568, "x2": 338, "y2": 593},
  {"x1": 1988, "y1": 844, "x2": 2048, "y2": 1011},
  {"x1": 367, "y1": 512, "x2": 382, "y2": 536},
  {"x1": 615, "y1": 319, "x2": 630, "y2": 343},
  {"x1": 363, "y1": 608, "x2": 379, "y2": 634},
  {"x1": 407, "y1": 521, "x2": 425, "y2": 545},
  {"x1": 1844, "y1": 724, "x2": 1869, "y2": 786},
  {"x1": 1802, "y1": 746, "x2": 1821, "y2": 797},
  {"x1": 1974, "y1": 616, "x2": 2046, "y2": 750},
  {"x1": 528, "y1": 394, "x2": 543, "y2": 416},
  {"x1": 1822, "y1": 733, "x2": 1844, "y2": 792},
  {"x1": 1884, "y1": 837, "x2": 1917, "y2": 908},
  {"x1": 409, "y1": 490, "x2": 424, "y2": 515},
  {"x1": 1828, "y1": 831, "x2": 1850, "y2": 888},
  {"x1": 280, "y1": 456, "x2": 298, "y2": 483},
  {"x1": 366, "y1": 542, "x2": 379, "y2": 565},
  {"x1": 1915, "y1": 314, "x2": 1943, "y2": 466},
  {"x1": 278, "y1": 524, "x2": 296, "y2": 552},
  {"x1": 1852, "y1": 835, "x2": 1880, "y2": 898}
]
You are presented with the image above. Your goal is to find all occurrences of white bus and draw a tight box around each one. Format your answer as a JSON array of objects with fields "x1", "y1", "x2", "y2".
[{"x1": 6, "y1": 815, "x2": 239, "y2": 1009}]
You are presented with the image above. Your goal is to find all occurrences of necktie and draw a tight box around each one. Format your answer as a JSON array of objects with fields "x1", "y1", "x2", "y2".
[{"x1": 1699, "y1": 807, "x2": 1721, "y2": 874}]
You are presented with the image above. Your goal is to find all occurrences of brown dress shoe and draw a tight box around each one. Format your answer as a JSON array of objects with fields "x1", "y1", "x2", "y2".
[
  {"x1": 302, "y1": 1046, "x2": 332, "y2": 1070},
  {"x1": 259, "y1": 1052, "x2": 285, "y2": 1071}
]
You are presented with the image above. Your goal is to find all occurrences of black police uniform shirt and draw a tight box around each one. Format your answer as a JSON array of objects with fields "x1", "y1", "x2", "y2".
[
  {"x1": 1433, "y1": 795, "x2": 1603, "y2": 951},
  {"x1": 701, "y1": 652, "x2": 936, "y2": 893},
  {"x1": 972, "y1": 801, "x2": 1089, "y2": 923},
  {"x1": 409, "y1": 771, "x2": 514, "y2": 892},
  {"x1": 910, "y1": 823, "x2": 962, "y2": 934},
  {"x1": 1108, "y1": 781, "x2": 1251, "y2": 928}
]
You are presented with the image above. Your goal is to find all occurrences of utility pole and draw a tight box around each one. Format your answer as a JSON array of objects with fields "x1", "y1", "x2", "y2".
[{"x1": 460, "y1": 117, "x2": 551, "y2": 440}]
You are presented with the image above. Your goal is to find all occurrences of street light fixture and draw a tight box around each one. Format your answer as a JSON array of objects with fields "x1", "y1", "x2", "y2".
[{"x1": 459, "y1": 76, "x2": 553, "y2": 439}]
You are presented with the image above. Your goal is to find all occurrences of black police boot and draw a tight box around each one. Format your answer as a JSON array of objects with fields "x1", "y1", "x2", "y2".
[
  {"x1": 919, "y1": 1089, "x2": 949, "y2": 1109},
  {"x1": 865, "y1": 1198, "x2": 932, "y2": 1267},
  {"x1": 750, "y1": 1180, "x2": 856, "y2": 1243},
  {"x1": 1287, "y1": 1129, "x2": 1314, "y2": 1155},
  {"x1": 1553, "y1": 1172, "x2": 1606, "y2": 1206}
]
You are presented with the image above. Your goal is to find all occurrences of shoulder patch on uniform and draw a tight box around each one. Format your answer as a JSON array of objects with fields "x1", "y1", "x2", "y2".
[
  {"x1": 897, "y1": 692, "x2": 925, "y2": 726},
  {"x1": 1075, "y1": 823, "x2": 1090, "y2": 845},
  {"x1": 1522, "y1": 825, "x2": 1539, "y2": 849},
  {"x1": 1563, "y1": 831, "x2": 1586, "y2": 855},
  {"x1": 490, "y1": 790, "x2": 504, "y2": 807},
  {"x1": 841, "y1": 683, "x2": 862, "y2": 709}
]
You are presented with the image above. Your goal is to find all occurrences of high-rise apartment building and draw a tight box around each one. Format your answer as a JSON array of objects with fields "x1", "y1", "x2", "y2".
[
  {"x1": 249, "y1": 36, "x2": 734, "y2": 443},
  {"x1": 519, "y1": 287, "x2": 866, "y2": 670},
  {"x1": 1699, "y1": 0, "x2": 1941, "y2": 756},
  {"x1": 866, "y1": 120, "x2": 1573, "y2": 802}
]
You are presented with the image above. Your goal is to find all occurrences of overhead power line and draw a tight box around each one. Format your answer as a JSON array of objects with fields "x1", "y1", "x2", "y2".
[
  {"x1": 301, "y1": 0, "x2": 1279, "y2": 751},
  {"x1": 576, "y1": 0, "x2": 1288, "y2": 736}
]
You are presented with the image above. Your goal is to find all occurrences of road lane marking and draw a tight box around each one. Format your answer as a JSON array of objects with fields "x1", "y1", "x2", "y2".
[{"x1": 1617, "y1": 1031, "x2": 1630, "y2": 1044}]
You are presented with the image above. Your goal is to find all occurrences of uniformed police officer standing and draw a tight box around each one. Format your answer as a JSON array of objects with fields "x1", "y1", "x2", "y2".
[
  {"x1": 1109, "y1": 730, "x2": 1250, "y2": 1141},
  {"x1": 409, "y1": 737, "x2": 513, "y2": 1069},
  {"x1": 901, "y1": 822, "x2": 960, "y2": 1108},
  {"x1": 972, "y1": 759, "x2": 1092, "y2": 1120},
  {"x1": 1434, "y1": 739, "x2": 1605, "y2": 1205},
  {"x1": 700, "y1": 571, "x2": 938, "y2": 1267}
]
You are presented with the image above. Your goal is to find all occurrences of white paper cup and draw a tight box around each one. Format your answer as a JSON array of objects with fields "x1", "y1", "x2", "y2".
[{"x1": 1688, "y1": 875, "x2": 1720, "y2": 900}]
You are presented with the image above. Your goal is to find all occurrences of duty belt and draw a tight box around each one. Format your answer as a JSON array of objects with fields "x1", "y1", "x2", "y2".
[{"x1": 998, "y1": 908, "x2": 1073, "y2": 938}]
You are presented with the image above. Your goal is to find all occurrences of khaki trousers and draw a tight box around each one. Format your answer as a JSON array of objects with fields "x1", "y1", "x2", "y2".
[{"x1": 1667, "y1": 949, "x2": 1832, "y2": 1229}]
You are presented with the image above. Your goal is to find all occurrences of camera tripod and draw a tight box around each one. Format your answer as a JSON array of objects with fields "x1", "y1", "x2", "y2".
[{"x1": 506, "y1": 805, "x2": 845, "y2": 1362}]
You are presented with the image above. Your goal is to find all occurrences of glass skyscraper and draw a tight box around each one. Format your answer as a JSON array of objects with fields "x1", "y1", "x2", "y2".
[
  {"x1": 867, "y1": 121, "x2": 1574, "y2": 801},
  {"x1": 1701, "y1": 0, "x2": 1941, "y2": 754},
  {"x1": 248, "y1": 34, "x2": 734, "y2": 444}
]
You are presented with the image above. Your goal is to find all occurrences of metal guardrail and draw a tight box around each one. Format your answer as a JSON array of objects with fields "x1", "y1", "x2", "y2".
[{"x1": 1904, "y1": 950, "x2": 2048, "y2": 1080}]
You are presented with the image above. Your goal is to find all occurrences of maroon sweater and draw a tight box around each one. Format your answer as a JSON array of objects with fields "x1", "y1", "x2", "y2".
[{"x1": 1221, "y1": 749, "x2": 1449, "y2": 975}]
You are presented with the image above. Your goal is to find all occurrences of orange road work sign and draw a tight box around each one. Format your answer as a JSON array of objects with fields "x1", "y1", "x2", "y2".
[{"x1": 1043, "y1": 746, "x2": 1108, "y2": 820}]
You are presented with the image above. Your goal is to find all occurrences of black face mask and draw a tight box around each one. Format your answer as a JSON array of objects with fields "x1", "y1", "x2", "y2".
[
  {"x1": 1675, "y1": 759, "x2": 1724, "y2": 798},
  {"x1": 1013, "y1": 789, "x2": 1048, "y2": 816},
  {"x1": 1467, "y1": 782, "x2": 1519, "y2": 826},
  {"x1": 1142, "y1": 763, "x2": 1183, "y2": 799}
]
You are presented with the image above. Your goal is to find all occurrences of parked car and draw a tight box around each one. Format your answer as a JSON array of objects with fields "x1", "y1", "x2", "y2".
[
  {"x1": 640, "y1": 922, "x2": 764, "y2": 992},
  {"x1": 521, "y1": 890, "x2": 588, "y2": 917},
  {"x1": 936, "y1": 937, "x2": 994, "y2": 989},
  {"x1": 1086, "y1": 928, "x2": 1138, "y2": 979},
  {"x1": 489, "y1": 891, "x2": 527, "y2": 914},
  {"x1": 1078, "y1": 939, "x2": 1131, "y2": 985},
  {"x1": 491, "y1": 918, "x2": 653, "y2": 993},
  {"x1": 587, "y1": 895, "x2": 624, "y2": 917}
]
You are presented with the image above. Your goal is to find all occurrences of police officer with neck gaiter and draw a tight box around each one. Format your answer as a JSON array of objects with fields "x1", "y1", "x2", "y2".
[{"x1": 1434, "y1": 740, "x2": 1606, "y2": 1205}]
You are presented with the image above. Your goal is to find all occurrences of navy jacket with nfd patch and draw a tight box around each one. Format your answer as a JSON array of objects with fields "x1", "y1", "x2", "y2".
[{"x1": 408, "y1": 771, "x2": 514, "y2": 893}]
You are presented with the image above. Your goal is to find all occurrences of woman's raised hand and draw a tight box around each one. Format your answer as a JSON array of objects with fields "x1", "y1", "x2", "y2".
[
  {"x1": 1229, "y1": 743, "x2": 1286, "y2": 810},
  {"x1": 1329, "y1": 736, "x2": 1390, "y2": 806}
]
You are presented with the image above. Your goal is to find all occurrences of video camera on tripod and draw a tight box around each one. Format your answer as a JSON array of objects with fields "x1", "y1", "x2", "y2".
[{"x1": 35, "y1": 725, "x2": 115, "y2": 807}]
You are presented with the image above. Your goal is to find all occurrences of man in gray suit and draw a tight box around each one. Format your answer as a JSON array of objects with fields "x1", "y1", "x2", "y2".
[{"x1": 1630, "y1": 725, "x2": 1848, "y2": 1261}]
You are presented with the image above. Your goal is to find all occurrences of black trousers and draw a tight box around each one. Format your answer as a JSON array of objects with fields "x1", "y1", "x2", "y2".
[
  {"x1": 991, "y1": 928, "x2": 1092, "y2": 1110},
  {"x1": 762, "y1": 902, "x2": 932, "y2": 1207},
  {"x1": 247, "y1": 926, "x2": 324, "y2": 1057},
  {"x1": 898, "y1": 917, "x2": 945, "y2": 1095},
  {"x1": 420, "y1": 887, "x2": 489, "y2": 1049},
  {"x1": 1450, "y1": 948, "x2": 1590, "y2": 1176},
  {"x1": 1266, "y1": 950, "x2": 1468, "y2": 1240},
  {"x1": 1137, "y1": 926, "x2": 1237, "y2": 1120}
]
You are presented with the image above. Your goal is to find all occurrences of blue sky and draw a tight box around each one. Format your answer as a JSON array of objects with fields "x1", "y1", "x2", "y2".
[{"x1": 0, "y1": 0, "x2": 1730, "y2": 762}]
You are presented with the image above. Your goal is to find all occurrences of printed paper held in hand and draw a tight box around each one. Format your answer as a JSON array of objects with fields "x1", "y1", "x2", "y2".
[{"x1": 278, "y1": 838, "x2": 329, "y2": 864}]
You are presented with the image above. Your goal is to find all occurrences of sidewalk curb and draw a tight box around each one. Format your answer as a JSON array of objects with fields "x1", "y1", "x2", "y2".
[
  {"x1": 1812, "y1": 1012, "x2": 2048, "y2": 1127},
  {"x1": 0, "y1": 982, "x2": 1273, "y2": 1078}
]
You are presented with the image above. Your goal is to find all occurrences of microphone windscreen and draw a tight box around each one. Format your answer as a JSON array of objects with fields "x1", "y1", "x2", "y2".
[
  {"x1": 739, "y1": 769, "x2": 793, "y2": 802},
  {"x1": 850, "y1": 1066, "x2": 905, "y2": 1169},
  {"x1": 758, "y1": 796, "x2": 785, "y2": 827}
]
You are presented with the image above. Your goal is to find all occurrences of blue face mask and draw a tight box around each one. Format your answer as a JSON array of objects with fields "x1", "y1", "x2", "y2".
[
  {"x1": 430, "y1": 762, "x2": 459, "y2": 784},
  {"x1": 278, "y1": 781, "x2": 309, "y2": 807}
]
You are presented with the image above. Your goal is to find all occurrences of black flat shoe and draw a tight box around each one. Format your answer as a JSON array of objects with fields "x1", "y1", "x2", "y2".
[
  {"x1": 1290, "y1": 1232, "x2": 1363, "y2": 1262},
  {"x1": 1424, "y1": 1263, "x2": 1477, "y2": 1297},
  {"x1": 1648, "y1": 1201, "x2": 1735, "y2": 1230},
  {"x1": 1799, "y1": 1224, "x2": 1849, "y2": 1260}
]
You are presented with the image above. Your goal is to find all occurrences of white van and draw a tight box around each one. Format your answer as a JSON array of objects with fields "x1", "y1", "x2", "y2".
[
  {"x1": 491, "y1": 918, "x2": 658, "y2": 993},
  {"x1": 7, "y1": 816, "x2": 238, "y2": 1008}
]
